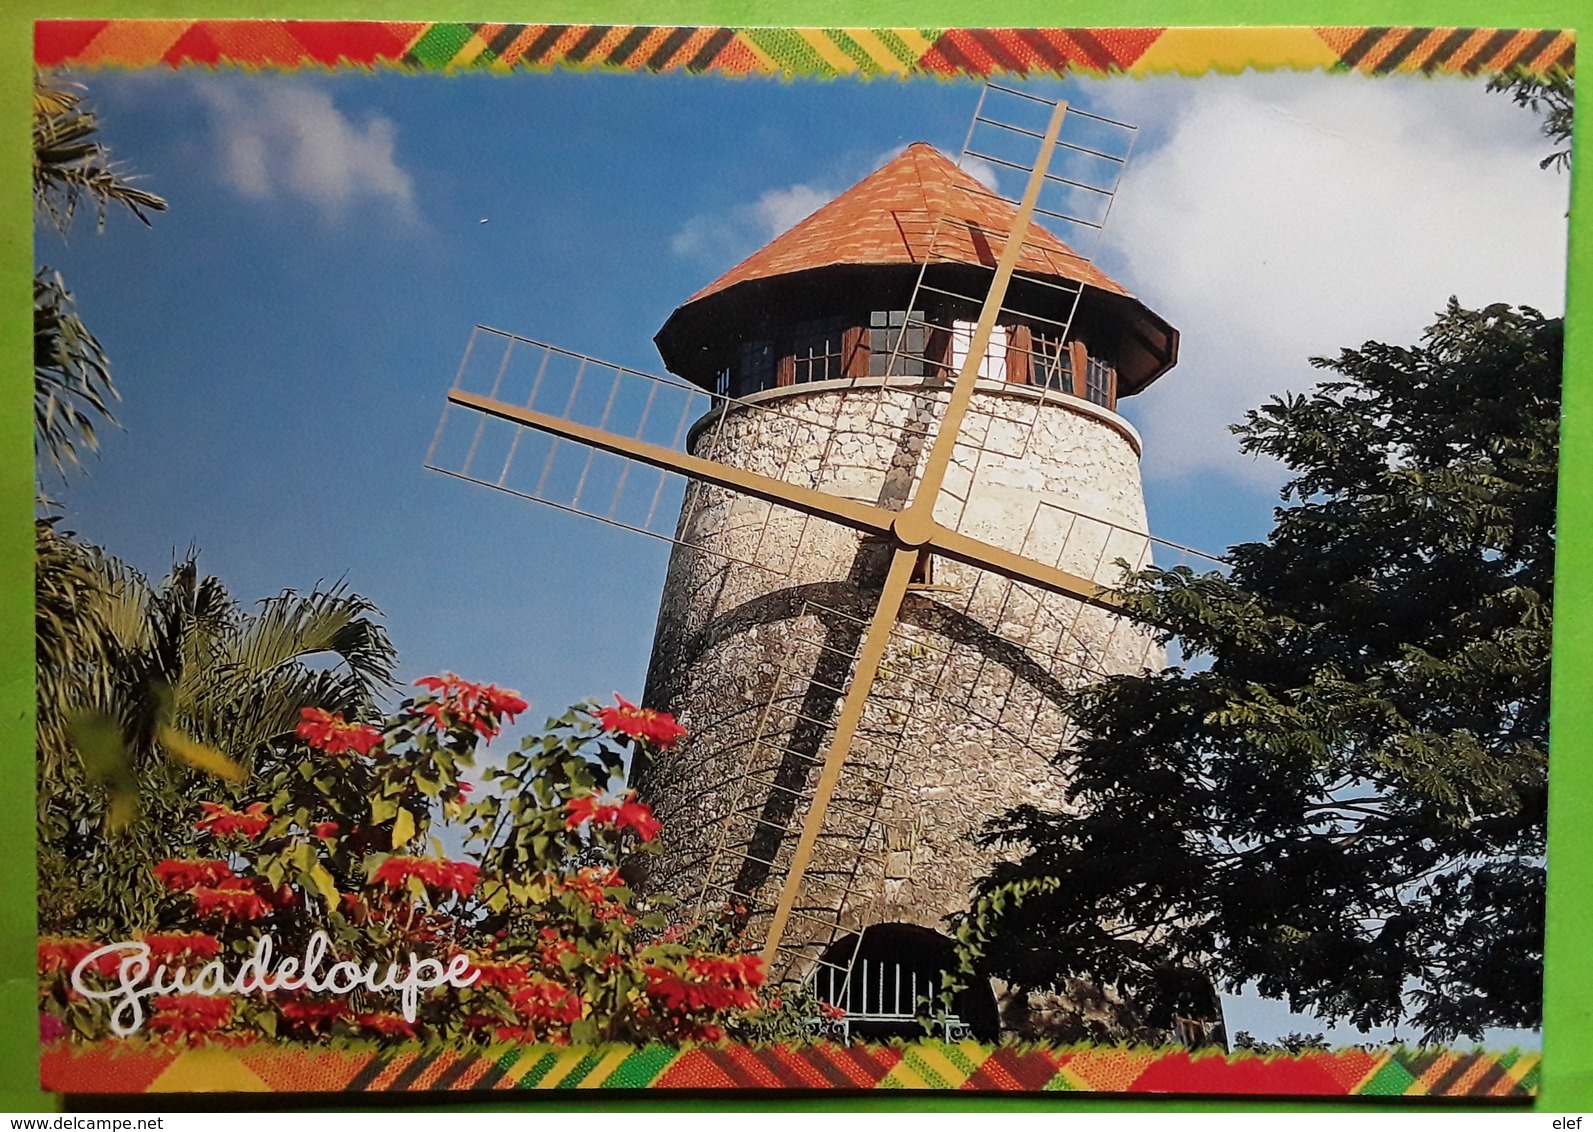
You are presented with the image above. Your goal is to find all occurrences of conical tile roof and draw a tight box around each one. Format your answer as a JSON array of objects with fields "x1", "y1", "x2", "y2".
[
  {"x1": 656, "y1": 142, "x2": 1178, "y2": 396},
  {"x1": 686, "y1": 142, "x2": 1134, "y2": 304}
]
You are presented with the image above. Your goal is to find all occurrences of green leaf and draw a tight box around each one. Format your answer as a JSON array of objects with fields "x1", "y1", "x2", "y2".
[
  {"x1": 392, "y1": 806, "x2": 416, "y2": 850},
  {"x1": 307, "y1": 861, "x2": 339, "y2": 913}
]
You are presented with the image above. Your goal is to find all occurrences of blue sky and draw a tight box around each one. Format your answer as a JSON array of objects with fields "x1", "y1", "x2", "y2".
[{"x1": 41, "y1": 66, "x2": 1568, "y2": 1046}]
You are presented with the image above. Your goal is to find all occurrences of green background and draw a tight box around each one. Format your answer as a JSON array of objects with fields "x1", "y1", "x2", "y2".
[{"x1": 1, "y1": 0, "x2": 1586, "y2": 1113}]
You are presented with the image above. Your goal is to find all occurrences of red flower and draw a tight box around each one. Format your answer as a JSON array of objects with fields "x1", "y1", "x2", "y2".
[
  {"x1": 142, "y1": 933, "x2": 221, "y2": 964},
  {"x1": 564, "y1": 794, "x2": 620, "y2": 829},
  {"x1": 370, "y1": 856, "x2": 481, "y2": 898},
  {"x1": 642, "y1": 954, "x2": 765, "y2": 1015},
  {"x1": 615, "y1": 796, "x2": 662, "y2": 842},
  {"x1": 412, "y1": 674, "x2": 527, "y2": 739},
  {"x1": 355, "y1": 1012, "x2": 417, "y2": 1039},
  {"x1": 313, "y1": 821, "x2": 339, "y2": 840},
  {"x1": 148, "y1": 994, "x2": 231, "y2": 1039},
  {"x1": 557, "y1": 866, "x2": 623, "y2": 905},
  {"x1": 37, "y1": 938, "x2": 116, "y2": 977},
  {"x1": 484, "y1": 685, "x2": 530, "y2": 719},
  {"x1": 593, "y1": 901, "x2": 636, "y2": 925},
  {"x1": 509, "y1": 978, "x2": 584, "y2": 1025},
  {"x1": 470, "y1": 960, "x2": 532, "y2": 991},
  {"x1": 39, "y1": 1013, "x2": 67, "y2": 1043},
  {"x1": 194, "y1": 801, "x2": 272, "y2": 840},
  {"x1": 818, "y1": 1001, "x2": 847, "y2": 1020},
  {"x1": 190, "y1": 882, "x2": 272, "y2": 922},
  {"x1": 152, "y1": 858, "x2": 235, "y2": 892},
  {"x1": 564, "y1": 792, "x2": 662, "y2": 842},
  {"x1": 296, "y1": 707, "x2": 384, "y2": 757},
  {"x1": 278, "y1": 998, "x2": 348, "y2": 1034},
  {"x1": 594, "y1": 695, "x2": 687, "y2": 749},
  {"x1": 536, "y1": 928, "x2": 578, "y2": 968}
]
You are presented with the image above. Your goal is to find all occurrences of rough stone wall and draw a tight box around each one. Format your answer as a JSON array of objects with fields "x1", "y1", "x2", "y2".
[{"x1": 636, "y1": 382, "x2": 1162, "y2": 986}]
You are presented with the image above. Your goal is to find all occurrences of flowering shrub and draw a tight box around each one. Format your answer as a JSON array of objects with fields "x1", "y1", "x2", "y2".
[
  {"x1": 294, "y1": 707, "x2": 383, "y2": 757},
  {"x1": 39, "y1": 682, "x2": 802, "y2": 1048},
  {"x1": 194, "y1": 802, "x2": 271, "y2": 840},
  {"x1": 593, "y1": 696, "x2": 687, "y2": 750}
]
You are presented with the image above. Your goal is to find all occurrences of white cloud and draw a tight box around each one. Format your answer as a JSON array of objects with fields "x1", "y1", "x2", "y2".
[
  {"x1": 959, "y1": 153, "x2": 1002, "y2": 193},
  {"x1": 752, "y1": 183, "x2": 835, "y2": 238},
  {"x1": 672, "y1": 146, "x2": 942, "y2": 267},
  {"x1": 670, "y1": 179, "x2": 838, "y2": 264},
  {"x1": 1084, "y1": 73, "x2": 1569, "y2": 487},
  {"x1": 194, "y1": 80, "x2": 415, "y2": 222}
]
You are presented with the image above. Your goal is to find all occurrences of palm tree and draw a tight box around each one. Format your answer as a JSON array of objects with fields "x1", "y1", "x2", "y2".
[
  {"x1": 37, "y1": 522, "x2": 398, "y2": 935},
  {"x1": 33, "y1": 75, "x2": 164, "y2": 232},
  {"x1": 33, "y1": 74, "x2": 165, "y2": 478},
  {"x1": 28, "y1": 74, "x2": 401, "y2": 939},
  {"x1": 35, "y1": 269, "x2": 116, "y2": 478}
]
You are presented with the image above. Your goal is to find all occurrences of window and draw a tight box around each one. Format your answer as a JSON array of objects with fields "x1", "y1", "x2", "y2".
[
  {"x1": 713, "y1": 366, "x2": 731, "y2": 398},
  {"x1": 1084, "y1": 354, "x2": 1115, "y2": 407},
  {"x1": 792, "y1": 320, "x2": 847, "y2": 384},
  {"x1": 737, "y1": 340, "x2": 774, "y2": 395},
  {"x1": 1031, "y1": 332, "x2": 1072, "y2": 392},
  {"x1": 949, "y1": 321, "x2": 1007, "y2": 381},
  {"x1": 868, "y1": 310, "x2": 926, "y2": 377}
]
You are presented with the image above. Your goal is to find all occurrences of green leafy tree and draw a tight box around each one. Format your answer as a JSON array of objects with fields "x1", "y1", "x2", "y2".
[
  {"x1": 34, "y1": 270, "x2": 115, "y2": 479},
  {"x1": 37, "y1": 540, "x2": 397, "y2": 939},
  {"x1": 1488, "y1": 65, "x2": 1573, "y2": 173},
  {"x1": 1232, "y1": 1031, "x2": 1329, "y2": 1055},
  {"x1": 964, "y1": 301, "x2": 1558, "y2": 1042}
]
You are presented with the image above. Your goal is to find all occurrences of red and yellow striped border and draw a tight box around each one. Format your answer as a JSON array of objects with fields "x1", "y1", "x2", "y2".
[
  {"x1": 34, "y1": 22, "x2": 1573, "y2": 79},
  {"x1": 41, "y1": 1039, "x2": 1539, "y2": 1096}
]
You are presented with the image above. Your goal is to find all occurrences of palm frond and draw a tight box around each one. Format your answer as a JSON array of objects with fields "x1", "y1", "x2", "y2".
[
  {"x1": 222, "y1": 584, "x2": 398, "y2": 694},
  {"x1": 184, "y1": 667, "x2": 377, "y2": 766},
  {"x1": 34, "y1": 269, "x2": 116, "y2": 476},
  {"x1": 33, "y1": 75, "x2": 166, "y2": 234},
  {"x1": 34, "y1": 519, "x2": 119, "y2": 783}
]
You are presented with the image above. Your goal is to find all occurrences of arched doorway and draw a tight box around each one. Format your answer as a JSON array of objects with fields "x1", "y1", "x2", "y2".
[{"x1": 811, "y1": 923, "x2": 1001, "y2": 1042}]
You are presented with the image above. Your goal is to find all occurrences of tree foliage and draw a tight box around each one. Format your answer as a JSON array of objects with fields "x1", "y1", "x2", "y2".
[
  {"x1": 965, "y1": 301, "x2": 1559, "y2": 1042},
  {"x1": 33, "y1": 75, "x2": 166, "y2": 477},
  {"x1": 33, "y1": 76, "x2": 165, "y2": 233},
  {"x1": 37, "y1": 528, "x2": 398, "y2": 939},
  {"x1": 34, "y1": 270, "x2": 116, "y2": 476},
  {"x1": 28, "y1": 74, "x2": 411, "y2": 987},
  {"x1": 41, "y1": 686, "x2": 807, "y2": 1047},
  {"x1": 1488, "y1": 65, "x2": 1574, "y2": 173}
]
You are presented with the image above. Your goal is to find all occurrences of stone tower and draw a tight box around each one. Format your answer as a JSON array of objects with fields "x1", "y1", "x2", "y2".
[{"x1": 635, "y1": 143, "x2": 1184, "y2": 1040}]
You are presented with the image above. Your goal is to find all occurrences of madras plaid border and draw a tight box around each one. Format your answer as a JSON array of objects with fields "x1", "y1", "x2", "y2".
[
  {"x1": 41, "y1": 1040, "x2": 1539, "y2": 1096},
  {"x1": 35, "y1": 22, "x2": 1573, "y2": 78}
]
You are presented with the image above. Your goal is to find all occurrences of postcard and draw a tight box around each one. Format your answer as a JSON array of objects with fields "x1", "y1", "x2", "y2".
[{"x1": 31, "y1": 21, "x2": 1570, "y2": 1097}]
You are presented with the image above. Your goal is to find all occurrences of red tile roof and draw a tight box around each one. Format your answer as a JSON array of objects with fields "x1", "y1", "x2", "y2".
[{"x1": 686, "y1": 142, "x2": 1134, "y2": 304}]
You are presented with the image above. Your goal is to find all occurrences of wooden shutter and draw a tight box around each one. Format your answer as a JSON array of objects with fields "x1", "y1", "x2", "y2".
[{"x1": 1006, "y1": 325, "x2": 1032, "y2": 385}]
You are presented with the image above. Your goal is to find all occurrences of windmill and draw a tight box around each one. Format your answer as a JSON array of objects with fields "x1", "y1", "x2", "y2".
[{"x1": 426, "y1": 82, "x2": 1228, "y2": 1041}]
